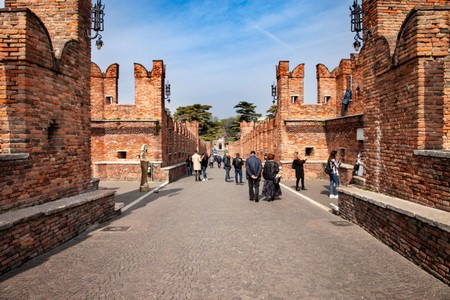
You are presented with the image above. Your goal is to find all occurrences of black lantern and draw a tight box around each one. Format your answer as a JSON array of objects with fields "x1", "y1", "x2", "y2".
[
  {"x1": 271, "y1": 82, "x2": 277, "y2": 104},
  {"x1": 89, "y1": 0, "x2": 105, "y2": 50},
  {"x1": 350, "y1": 0, "x2": 363, "y2": 51},
  {"x1": 165, "y1": 82, "x2": 171, "y2": 103}
]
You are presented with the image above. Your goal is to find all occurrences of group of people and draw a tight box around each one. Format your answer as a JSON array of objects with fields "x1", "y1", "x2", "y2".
[{"x1": 186, "y1": 149, "x2": 342, "y2": 200}]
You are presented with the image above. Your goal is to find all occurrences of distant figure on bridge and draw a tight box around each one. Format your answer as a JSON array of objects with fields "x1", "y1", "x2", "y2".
[
  {"x1": 246, "y1": 150, "x2": 262, "y2": 202},
  {"x1": 216, "y1": 155, "x2": 222, "y2": 168},
  {"x1": 262, "y1": 153, "x2": 282, "y2": 201},
  {"x1": 223, "y1": 153, "x2": 231, "y2": 182},
  {"x1": 327, "y1": 150, "x2": 342, "y2": 199},
  {"x1": 292, "y1": 153, "x2": 307, "y2": 191},
  {"x1": 232, "y1": 153, "x2": 244, "y2": 185},
  {"x1": 201, "y1": 153, "x2": 209, "y2": 181},
  {"x1": 186, "y1": 155, "x2": 193, "y2": 176},
  {"x1": 209, "y1": 155, "x2": 215, "y2": 168},
  {"x1": 192, "y1": 150, "x2": 202, "y2": 182}
]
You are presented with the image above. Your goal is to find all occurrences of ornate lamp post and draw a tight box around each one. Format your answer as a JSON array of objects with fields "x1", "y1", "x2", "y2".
[
  {"x1": 271, "y1": 82, "x2": 277, "y2": 104},
  {"x1": 165, "y1": 82, "x2": 171, "y2": 103},
  {"x1": 89, "y1": 0, "x2": 105, "y2": 50},
  {"x1": 350, "y1": 0, "x2": 363, "y2": 51}
]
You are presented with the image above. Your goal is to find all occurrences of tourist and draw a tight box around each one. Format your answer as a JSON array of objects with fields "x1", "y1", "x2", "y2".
[
  {"x1": 209, "y1": 155, "x2": 215, "y2": 168},
  {"x1": 232, "y1": 153, "x2": 244, "y2": 184},
  {"x1": 223, "y1": 153, "x2": 231, "y2": 182},
  {"x1": 216, "y1": 155, "x2": 222, "y2": 168},
  {"x1": 292, "y1": 153, "x2": 307, "y2": 191},
  {"x1": 246, "y1": 150, "x2": 262, "y2": 202},
  {"x1": 185, "y1": 155, "x2": 193, "y2": 176},
  {"x1": 192, "y1": 150, "x2": 202, "y2": 182},
  {"x1": 327, "y1": 150, "x2": 342, "y2": 198},
  {"x1": 201, "y1": 153, "x2": 209, "y2": 181},
  {"x1": 262, "y1": 153, "x2": 282, "y2": 201}
]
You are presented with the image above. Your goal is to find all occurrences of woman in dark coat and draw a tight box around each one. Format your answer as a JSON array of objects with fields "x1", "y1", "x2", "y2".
[
  {"x1": 292, "y1": 154, "x2": 307, "y2": 191},
  {"x1": 261, "y1": 153, "x2": 282, "y2": 201}
]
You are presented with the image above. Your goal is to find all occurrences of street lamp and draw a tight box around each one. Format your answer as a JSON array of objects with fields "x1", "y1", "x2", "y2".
[
  {"x1": 88, "y1": 0, "x2": 105, "y2": 50},
  {"x1": 165, "y1": 82, "x2": 171, "y2": 103},
  {"x1": 271, "y1": 82, "x2": 277, "y2": 104},
  {"x1": 350, "y1": 0, "x2": 363, "y2": 51}
]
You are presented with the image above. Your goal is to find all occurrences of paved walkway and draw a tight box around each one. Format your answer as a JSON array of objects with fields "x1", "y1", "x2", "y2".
[{"x1": 1, "y1": 167, "x2": 449, "y2": 299}]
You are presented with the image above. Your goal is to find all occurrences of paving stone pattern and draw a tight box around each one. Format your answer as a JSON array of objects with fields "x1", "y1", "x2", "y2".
[{"x1": 0, "y1": 168, "x2": 449, "y2": 299}]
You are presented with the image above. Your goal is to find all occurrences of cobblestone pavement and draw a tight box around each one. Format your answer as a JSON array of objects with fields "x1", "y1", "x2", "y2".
[{"x1": 1, "y1": 167, "x2": 449, "y2": 299}]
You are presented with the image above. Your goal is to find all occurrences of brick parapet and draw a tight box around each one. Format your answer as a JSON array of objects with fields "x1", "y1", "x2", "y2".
[
  {"x1": 338, "y1": 185, "x2": 450, "y2": 285},
  {"x1": 0, "y1": 190, "x2": 116, "y2": 275}
]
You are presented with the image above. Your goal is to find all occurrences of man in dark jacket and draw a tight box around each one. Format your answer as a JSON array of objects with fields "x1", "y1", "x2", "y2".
[
  {"x1": 223, "y1": 153, "x2": 232, "y2": 182},
  {"x1": 246, "y1": 150, "x2": 263, "y2": 202}
]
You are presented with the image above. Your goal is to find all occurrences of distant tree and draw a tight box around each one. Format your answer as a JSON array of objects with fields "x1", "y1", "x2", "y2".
[
  {"x1": 173, "y1": 104, "x2": 214, "y2": 136},
  {"x1": 234, "y1": 101, "x2": 261, "y2": 122},
  {"x1": 266, "y1": 104, "x2": 277, "y2": 119},
  {"x1": 220, "y1": 117, "x2": 241, "y2": 141}
]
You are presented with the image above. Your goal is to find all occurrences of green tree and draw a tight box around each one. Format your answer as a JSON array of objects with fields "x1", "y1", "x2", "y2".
[
  {"x1": 173, "y1": 104, "x2": 212, "y2": 124},
  {"x1": 266, "y1": 104, "x2": 277, "y2": 119},
  {"x1": 234, "y1": 101, "x2": 261, "y2": 122},
  {"x1": 220, "y1": 117, "x2": 241, "y2": 141}
]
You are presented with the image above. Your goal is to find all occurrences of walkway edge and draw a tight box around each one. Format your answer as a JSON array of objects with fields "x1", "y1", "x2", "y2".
[
  {"x1": 280, "y1": 183, "x2": 331, "y2": 212},
  {"x1": 122, "y1": 181, "x2": 169, "y2": 212}
]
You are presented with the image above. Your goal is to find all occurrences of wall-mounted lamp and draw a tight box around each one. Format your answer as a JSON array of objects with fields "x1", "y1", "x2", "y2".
[
  {"x1": 271, "y1": 82, "x2": 277, "y2": 104},
  {"x1": 349, "y1": 0, "x2": 363, "y2": 51},
  {"x1": 87, "y1": 0, "x2": 105, "y2": 50},
  {"x1": 165, "y1": 82, "x2": 171, "y2": 103}
]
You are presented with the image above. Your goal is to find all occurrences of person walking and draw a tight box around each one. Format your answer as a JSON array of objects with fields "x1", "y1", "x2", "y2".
[
  {"x1": 328, "y1": 150, "x2": 342, "y2": 198},
  {"x1": 216, "y1": 155, "x2": 222, "y2": 168},
  {"x1": 246, "y1": 150, "x2": 262, "y2": 202},
  {"x1": 232, "y1": 153, "x2": 244, "y2": 184},
  {"x1": 209, "y1": 155, "x2": 215, "y2": 168},
  {"x1": 223, "y1": 153, "x2": 231, "y2": 182},
  {"x1": 192, "y1": 150, "x2": 202, "y2": 182},
  {"x1": 201, "y1": 153, "x2": 209, "y2": 181},
  {"x1": 292, "y1": 153, "x2": 307, "y2": 191},
  {"x1": 185, "y1": 155, "x2": 193, "y2": 176},
  {"x1": 262, "y1": 153, "x2": 282, "y2": 201}
]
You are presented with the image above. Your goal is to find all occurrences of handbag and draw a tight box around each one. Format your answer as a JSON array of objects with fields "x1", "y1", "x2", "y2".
[{"x1": 273, "y1": 174, "x2": 281, "y2": 184}]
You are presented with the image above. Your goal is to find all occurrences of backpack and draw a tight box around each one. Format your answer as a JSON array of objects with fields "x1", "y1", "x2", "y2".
[
  {"x1": 324, "y1": 161, "x2": 333, "y2": 175},
  {"x1": 234, "y1": 157, "x2": 243, "y2": 167}
]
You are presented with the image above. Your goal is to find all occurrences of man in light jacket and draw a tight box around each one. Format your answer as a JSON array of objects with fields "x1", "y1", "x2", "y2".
[{"x1": 192, "y1": 150, "x2": 202, "y2": 182}]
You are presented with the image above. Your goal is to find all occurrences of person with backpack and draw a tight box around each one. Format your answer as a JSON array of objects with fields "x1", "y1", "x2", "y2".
[
  {"x1": 216, "y1": 155, "x2": 222, "y2": 168},
  {"x1": 327, "y1": 150, "x2": 342, "y2": 198},
  {"x1": 261, "y1": 153, "x2": 282, "y2": 201},
  {"x1": 232, "y1": 153, "x2": 244, "y2": 185}
]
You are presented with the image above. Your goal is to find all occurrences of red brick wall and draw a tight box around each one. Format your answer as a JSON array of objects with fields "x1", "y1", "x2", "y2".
[
  {"x1": 339, "y1": 193, "x2": 449, "y2": 285},
  {"x1": 0, "y1": 1, "x2": 93, "y2": 212},
  {"x1": 0, "y1": 192, "x2": 116, "y2": 275},
  {"x1": 230, "y1": 60, "x2": 364, "y2": 182},
  {"x1": 359, "y1": 2, "x2": 450, "y2": 211},
  {"x1": 90, "y1": 60, "x2": 205, "y2": 181}
]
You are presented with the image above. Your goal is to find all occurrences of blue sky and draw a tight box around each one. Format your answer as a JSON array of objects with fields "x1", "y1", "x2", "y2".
[{"x1": 2, "y1": 0, "x2": 357, "y2": 119}]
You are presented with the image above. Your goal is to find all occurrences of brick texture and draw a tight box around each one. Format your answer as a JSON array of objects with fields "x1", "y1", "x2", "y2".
[{"x1": 90, "y1": 60, "x2": 208, "y2": 181}]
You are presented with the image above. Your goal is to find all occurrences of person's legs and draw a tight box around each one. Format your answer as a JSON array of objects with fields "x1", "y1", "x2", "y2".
[
  {"x1": 301, "y1": 176, "x2": 305, "y2": 189},
  {"x1": 295, "y1": 177, "x2": 300, "y2": 190},
  {"x1": 238, "y1": 169, "x2": 243, "y2": 183},
  {"x1": 225, "y1": 168, "x2": 229, "y2": 182},
  {"x1": 248, "y1": 179, "x2": 255, "y2": 200},
  {"x1": 254, "y1": 179, "x2": 260, "y2": 201},
  {"x1": 333, "y1": 174, "x2": 340, "y2": 197},
  {"x1": 234, "y1": 169, "x2": 238, "y2": 183},
  {"x1": 329, "y1": 176, "x2": 334, "y2": 197}
]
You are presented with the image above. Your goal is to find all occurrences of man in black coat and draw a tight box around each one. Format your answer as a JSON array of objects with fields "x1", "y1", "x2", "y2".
[{"x1": 245, "y1": 150, "x2": 263, "y2": 202}]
